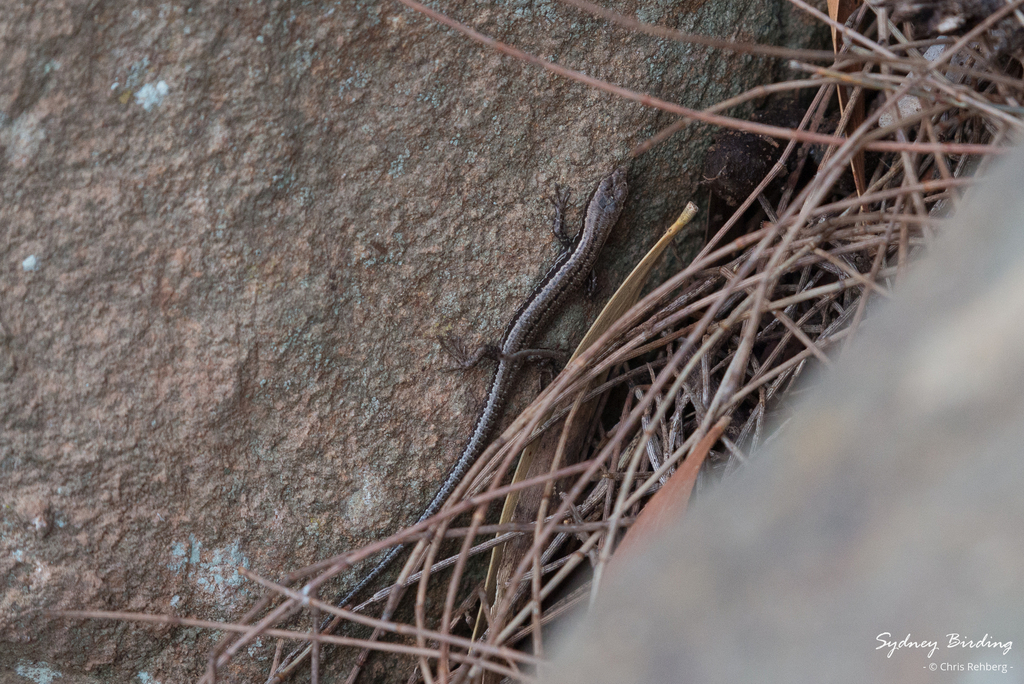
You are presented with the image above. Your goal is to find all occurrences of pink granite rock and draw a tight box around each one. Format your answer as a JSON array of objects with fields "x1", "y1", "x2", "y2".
[{"x1": 0, "y1": 0, "x2": 799, "y2": 680}]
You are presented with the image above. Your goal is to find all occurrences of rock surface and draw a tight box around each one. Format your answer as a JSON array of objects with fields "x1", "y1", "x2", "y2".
[{"x1": 0, "y1": 0, "x2": 811, "y2": 680}]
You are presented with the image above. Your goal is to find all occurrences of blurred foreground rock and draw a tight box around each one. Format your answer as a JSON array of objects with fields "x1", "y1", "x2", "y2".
[{"x1": 547, "y1": 146, "x2": 1024, "y2": 682}]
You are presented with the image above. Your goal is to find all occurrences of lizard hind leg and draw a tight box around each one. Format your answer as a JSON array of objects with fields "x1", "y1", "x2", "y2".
[{"x1": 438, "y1": 334, "x2": 501, "y2": 370}]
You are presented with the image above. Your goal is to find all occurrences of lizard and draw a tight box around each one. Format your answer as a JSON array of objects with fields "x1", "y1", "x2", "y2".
[{"x1": 271, "y1": 166, "x2": 629, "y2": 681}]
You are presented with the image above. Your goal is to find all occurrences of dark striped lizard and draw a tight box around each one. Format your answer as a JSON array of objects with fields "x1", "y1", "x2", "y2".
[{"x1": 272, "y1": 167, "x2": 628, "y2": 680}]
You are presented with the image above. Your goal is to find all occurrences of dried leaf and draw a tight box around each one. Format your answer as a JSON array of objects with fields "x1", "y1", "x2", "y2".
[{"x1": 608, "y1": 417, "x2": 729, "y2": 570}]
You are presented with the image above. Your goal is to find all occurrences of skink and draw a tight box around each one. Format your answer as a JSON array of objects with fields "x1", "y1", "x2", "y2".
[
  {"x1": 342, "y1": 167, "x2": 628, "y2": 605},
  {"x1": 272, "y1": 167, "x2": 628, "y2": 681}
]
